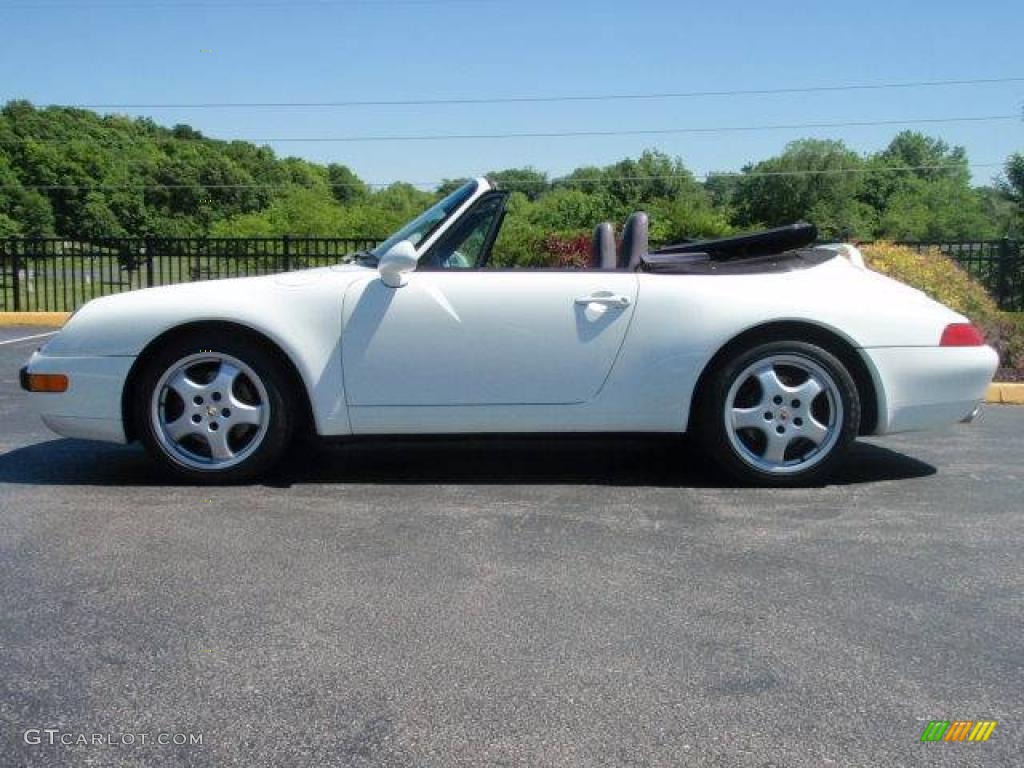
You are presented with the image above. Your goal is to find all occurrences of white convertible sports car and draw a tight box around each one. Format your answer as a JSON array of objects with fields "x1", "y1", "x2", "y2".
[{"x1": 21, "y1": 178, "x2": 998, "y2": 485}]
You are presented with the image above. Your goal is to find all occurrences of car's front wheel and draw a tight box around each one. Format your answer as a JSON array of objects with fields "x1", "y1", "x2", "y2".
[
  {"x1": 134, "y1": 332, "x2": 294, "y2": 483},
  {"x1": 695, "y1": 340, "x2": 860, "y2": 486}
]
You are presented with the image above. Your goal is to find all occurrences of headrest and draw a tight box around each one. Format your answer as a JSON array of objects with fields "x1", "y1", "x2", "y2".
[
  {"x1": 591, "y1": 222, "x2": 616, "y2": 270},
  {"x1": 619, "y1": 212, "x2": 649, "y2": 270}
]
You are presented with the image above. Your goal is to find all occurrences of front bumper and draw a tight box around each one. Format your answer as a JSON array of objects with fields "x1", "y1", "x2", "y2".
[
  {"x1": 865, "y1": 345, "x2": 1000, "y2": 434},
  {"x1": 22, "y1": 351, "x2": 135, "y2": 444}
]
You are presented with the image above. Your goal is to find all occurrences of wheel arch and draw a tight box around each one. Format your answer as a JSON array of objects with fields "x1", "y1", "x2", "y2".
[
  {"x1": 121, "y1": 320, "x2": 316, "y2": 442},
  {"x1": 688, "y1": 320, "x2": 880, "y2": 436}
]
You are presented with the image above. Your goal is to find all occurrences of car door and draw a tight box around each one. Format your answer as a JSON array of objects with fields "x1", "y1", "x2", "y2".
[{"x1": 342, "y1": 270, "x2": 638, "y2": 407}]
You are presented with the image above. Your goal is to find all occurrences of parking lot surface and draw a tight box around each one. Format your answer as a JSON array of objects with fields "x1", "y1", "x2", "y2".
[{"x1": 1, "y1": 328, "x2": 1022, "y2": 767}]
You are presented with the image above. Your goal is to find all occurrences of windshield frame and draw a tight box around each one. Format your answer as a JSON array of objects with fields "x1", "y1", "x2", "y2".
[{"x1": 370, "y1": 179, "x2": 484, "y2": 261}]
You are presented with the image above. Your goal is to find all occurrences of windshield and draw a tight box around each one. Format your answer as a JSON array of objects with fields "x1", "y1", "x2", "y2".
[{"x1": 371, "y1": 180, "x2": 479, "y2": 258}]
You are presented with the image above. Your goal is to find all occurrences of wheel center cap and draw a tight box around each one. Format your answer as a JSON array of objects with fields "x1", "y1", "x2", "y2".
[
  {"x1": 779, "y1": 408, "x2": 790, "y2": 421},
  {"x1": 206, "y1": 406, "x2": 218, "y2": 418}
]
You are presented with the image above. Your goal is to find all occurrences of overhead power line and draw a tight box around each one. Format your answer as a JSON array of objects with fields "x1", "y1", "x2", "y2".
[
  {"x1": 0, "y1": 163, "x2": 1003, "y2": 192},
  {"x1": 1, "y1": 114, "x2": 1018, "y2": 147},
  {"x1": 0, "y1": 0, "x2": 496, "y2": 8},
  {"x1": 234, "y1": 114, "x2": 1019, "y2": 142},
  {"x1": 60, "y1": 76, "x2": 1024, "y2": 111},
  {"x1": 577, "y1": 162, "x2": 999, "y2": 181}
]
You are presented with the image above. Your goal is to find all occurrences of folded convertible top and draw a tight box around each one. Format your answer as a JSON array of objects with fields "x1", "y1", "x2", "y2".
[
  {"x1": 641, "y1": 246, "x2": 837, "y2": 275},
  {"x1": 652, "y1": 222, "x2": 818, "y2": 261}
]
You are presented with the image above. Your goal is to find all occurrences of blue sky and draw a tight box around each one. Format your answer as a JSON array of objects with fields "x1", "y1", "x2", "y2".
[{"x1": 1, "y1": 0, "x2": 1022, "y2": 187}]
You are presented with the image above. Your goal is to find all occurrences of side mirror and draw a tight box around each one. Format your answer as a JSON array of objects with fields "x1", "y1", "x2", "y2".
[{"x1": 378, "y1": 241, "x2": 418, "y2": 288}]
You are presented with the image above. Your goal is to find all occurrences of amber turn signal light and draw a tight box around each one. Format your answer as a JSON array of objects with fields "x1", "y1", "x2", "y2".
[{"x1": 25, "y1": 373, "x2": 69, "y2": 393}]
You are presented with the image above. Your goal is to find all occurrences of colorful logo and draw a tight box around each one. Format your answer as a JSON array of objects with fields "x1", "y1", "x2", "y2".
[{"x1": 921, "y1": 720, "x2": 997, "y2": 742}]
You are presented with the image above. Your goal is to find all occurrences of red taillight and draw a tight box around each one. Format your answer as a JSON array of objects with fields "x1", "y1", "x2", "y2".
[{"x1": 940, "y1": 323, "x2": 985, "y2": 347}]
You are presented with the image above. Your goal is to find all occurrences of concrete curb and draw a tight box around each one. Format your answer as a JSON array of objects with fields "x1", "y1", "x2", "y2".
[
  {"x1": 986, "y1": 383, "x2": 1024, "y2": 405},
  {"x1": 2, "y1": 310, "x2": 1022, "y2": 405},
  {"x1": 0, "y1": 312, "x2": 71, "y2": 327}
]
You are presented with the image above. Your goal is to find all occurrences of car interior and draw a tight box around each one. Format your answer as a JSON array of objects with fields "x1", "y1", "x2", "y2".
[{"x1": 414, "y1": 179, "x2": 819, "y2": 274}]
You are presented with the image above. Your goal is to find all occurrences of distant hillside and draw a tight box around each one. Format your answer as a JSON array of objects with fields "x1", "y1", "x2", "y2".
[
  {"x1": 0, "y1": 99, "x2": 418, "y2": 238},
  {"x1": 0, "y1": 100, "x2": 1020, "y2": 245}
]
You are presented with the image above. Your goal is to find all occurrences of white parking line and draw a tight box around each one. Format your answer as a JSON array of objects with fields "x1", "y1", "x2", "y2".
[{"x1": 0, "y1": 331, "x2": 57, "y2": 347}]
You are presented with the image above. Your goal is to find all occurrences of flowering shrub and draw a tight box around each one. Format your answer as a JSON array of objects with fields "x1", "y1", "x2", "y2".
[
  {"x1": 862, "y1": 242, "x2": 1023, "y2": 371},
  {"x1": 542, "y1": 233, "x2": 591, "y2": 269}
]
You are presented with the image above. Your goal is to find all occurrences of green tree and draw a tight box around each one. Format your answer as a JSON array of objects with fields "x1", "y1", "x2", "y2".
[
  {"x1": 562, "y1": 150, "x2": 704, "y2": 216},
  {"x1": 78, "y1": 192, "x2": 125, "y2": 239},
  {"x1": 487, "y1": 167, "x2": 549, "y2": 201},
  {"x1": 0, "y1": 154, "x2": 55, "y2": 234},
  {"x1": 1003, "y1": 153, "x2": 1024, "y2": 201},
  {"x1": 863, "y1": 132, "x2": 985, "y2": 239},
  {"x1": 527, "y1": 187, "x2": 617, "y2": 231},
  {"x1": 877, "y1": 176, "x2": 995, "y2": 240},
  {"x1": 733, "y1": 139, "x2": 875, "y2": 239},
  {"x1": 212, "y1": 188, "x2": 345, "y2": 237},
  {"x1": 649, "y1": 194, "x2": 733, "y2": 243},
  {"x1": 997, "y1": 153, "x2": 1024, "y2": 232},
  {"x1": 372, "y1": 182, "x2": 436, "y2": 216},
  {"x1": 863, "y1": 131, "x2": 969, "y2": 210},
  {"x1": 976, "y1": 186, "x2": 1020, "y2": 237},
  {"x1": 0, "y1": 100, "x2": 1012, "y2": 245},
  {"x1": 326, "y1": 163, "x2": 369, "y2": 205}
]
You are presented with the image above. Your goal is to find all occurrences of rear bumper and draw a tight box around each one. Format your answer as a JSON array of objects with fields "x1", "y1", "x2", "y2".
[
  {"x1": 23, "y1": 351, "x2": 135, "y2": 444},
  {"x1": 865, "y1": 345, "x2": 999, "y2": 435}
]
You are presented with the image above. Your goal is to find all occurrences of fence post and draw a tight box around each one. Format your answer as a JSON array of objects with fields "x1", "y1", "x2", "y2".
[
  {"x1": 282, "y1": 234, "x2": 291, "y2": 272},
  {"x1": 0, "y1": 238, "x2": 6, "y2": 312},
  {"x1": 144, "y1": 234, "x2": 155, "y2": 287},
  {"x1": 1017, "y1": 239, "x2": 1023, "y2": 313},
  {"x1": 997, "y1": 238, "x2": 1012, "y2": 311},
  {"x1": 10, "y1": 238, "x2": 21, "y2": 312},
  {"x1": 193, "y1": 237, "x2": 204, "y2": 282}
]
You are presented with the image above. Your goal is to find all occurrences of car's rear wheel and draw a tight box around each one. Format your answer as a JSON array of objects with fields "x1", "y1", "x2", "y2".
[
  {"x1": 134, "y1": 332, "x2": 294, "y2": 483},
  {"x1": 695, "y1": 340, "x2": 860, "y2": 486}
]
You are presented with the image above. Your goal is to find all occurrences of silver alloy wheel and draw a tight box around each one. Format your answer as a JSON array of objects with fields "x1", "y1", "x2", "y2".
[
  {"x1": 150, "y1": 352, "x2": 271, "y2": 471},
  {"x1": 723, "y1": 353, "x2": 844, "y2": 475}
]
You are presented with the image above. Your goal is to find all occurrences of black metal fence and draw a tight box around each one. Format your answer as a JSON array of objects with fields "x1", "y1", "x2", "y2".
[
  {"x1": 0, "y1": 235, "x2": 1021, "y2": 312},
  {"x1": 895, "y1": 239, "x2": 1023, "y2": 312},
  {"x1": 0, "y1": 236, "x2": 381, "y2": 312}
]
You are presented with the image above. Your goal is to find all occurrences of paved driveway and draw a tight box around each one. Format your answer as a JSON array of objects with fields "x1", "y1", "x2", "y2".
[{"x1": 1, "y1": 328, "x2": 1021, "y2": 766}]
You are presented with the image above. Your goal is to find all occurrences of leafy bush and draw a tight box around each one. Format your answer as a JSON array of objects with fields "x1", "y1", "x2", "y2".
[
  {"x1": 489, "y1": 193, "x2": 547, "y2": 267},
  {"x1": 1001, "y1": 313, "x2": 1024, "y2": 377},
  {"x1": 541, "y1": 233, "x2": 591, "y2": 268},
  {"x1": 861, "y1": 242, "x2": 1024, "y2": 369}
]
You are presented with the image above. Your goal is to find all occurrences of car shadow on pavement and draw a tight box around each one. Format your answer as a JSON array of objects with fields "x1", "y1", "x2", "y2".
[{"x1": 0, "y1": 436, "x2": 936, "y2": 488}]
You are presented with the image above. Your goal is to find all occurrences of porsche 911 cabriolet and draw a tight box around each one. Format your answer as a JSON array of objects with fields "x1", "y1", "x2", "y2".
[{"x1": 21, "y1": 178, "x2": 998, "y2": 485}]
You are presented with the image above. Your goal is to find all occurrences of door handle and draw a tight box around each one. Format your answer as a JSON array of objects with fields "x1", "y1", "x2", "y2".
[{"x1": 575, "y1": 294, "x2": 631, "y2": 308}]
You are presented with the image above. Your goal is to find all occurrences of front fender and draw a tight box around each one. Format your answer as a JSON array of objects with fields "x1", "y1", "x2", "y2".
[{"x1": 41, "y1": 271, "x2": 356, "y2": 436}]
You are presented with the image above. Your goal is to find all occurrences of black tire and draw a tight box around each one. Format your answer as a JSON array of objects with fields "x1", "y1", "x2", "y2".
[
  {"x1": 133, "y1": 330, "x2": 294, "y2": 484},
  {"x1": 694, "y1": 340, "x2": 860, "y2": 487}
]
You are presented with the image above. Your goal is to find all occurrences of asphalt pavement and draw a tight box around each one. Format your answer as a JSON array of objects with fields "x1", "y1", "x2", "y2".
[{"x1": 1, "y1": 327, "x2": 1021, "y2": 767}]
